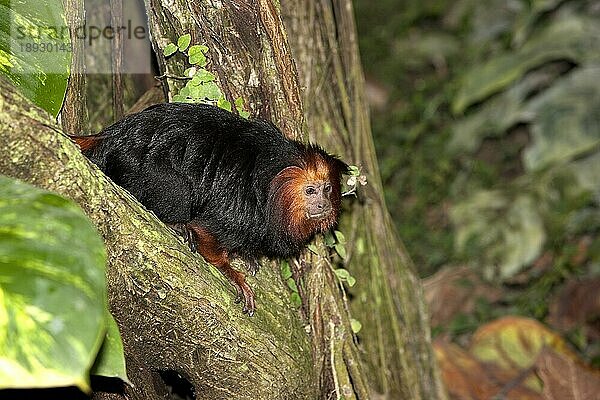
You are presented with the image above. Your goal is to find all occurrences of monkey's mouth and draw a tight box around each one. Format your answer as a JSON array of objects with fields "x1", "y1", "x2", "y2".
[{"x1": 307, "y1": 210, "x2": 332, "y2": 219}]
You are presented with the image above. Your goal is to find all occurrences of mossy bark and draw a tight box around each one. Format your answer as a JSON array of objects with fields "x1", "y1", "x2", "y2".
[
  {"x1": 282, "y1": 1, "x2": 448, "y2": 399},
  {"x1": 0, "y1": 77, "x2": 315, "y2": 399}
]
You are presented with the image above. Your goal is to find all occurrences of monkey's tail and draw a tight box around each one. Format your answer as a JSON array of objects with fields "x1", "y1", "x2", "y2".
[
  {"x1": 69, "y1": 135, "x2": 99, "y2": 151},
  {"x1": 68, "y1": 132, "x2": 115, "y2": 152}
]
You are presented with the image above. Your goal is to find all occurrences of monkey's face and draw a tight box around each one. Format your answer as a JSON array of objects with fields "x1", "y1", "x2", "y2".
[{"x1": 303, "y1": 181, "x2": 333, "y2": 220}]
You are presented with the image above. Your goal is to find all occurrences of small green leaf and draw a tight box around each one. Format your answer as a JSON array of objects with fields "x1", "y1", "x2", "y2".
[
  {"x1": 177, "y1": 34, "x2": 191, "y2": 52},
  {"x1": 188, "y1": 45, "x2": 208, "y2": 66},
  {"x1": 238, "y1": 109, "x2": 251, "y2": 119},
  {"x1": 234, "y1": 97, "x2": 251, "y2": 119},
  {"x1": 334, "y1": 268, "x2": 350, "y2": 280},
  {"x1": 348, "y1": 165, "x2": 360, "y2": 176},
  {"x1": 280, "y1": 260, "x2": 292, "y2": 280},
  {"x1": 196, "y1": 69, "x2": 216, "y2": 83},
  {"x1": 286, "y1": 277, "x2": 298, "y2": 293},
  {"x1": 172, "y1": 94, "x2": 186, "y2": 103},
  {"x1": 217, "y1": 97, "x2": 232, "y2": 112},
  {"x1": 307, "y1": 244, "x2": 319, "y2": 254},
  {"x1": 163, "y1": 43, "x2": 178, "y2": 57},
  {"x1": 189, "y1": 44, "x2": 209, "y2": 55},
  {"x1": 197, "y1": 81, "x2": 223, "y2": 101},
  {"x1": 334, "y1": 230, "x2": 346, "y2": 244},
  {"x1": 334, "y1": 243, "x2": 347, "y2": 259},
  {"x1": 350, "y1": 319, "x2": 362, "y2": 334},
  {"x1": 189, "y1": 52, "x2": 206, "y2": 66},
  {"x1": 179, "y1": 86, "x2": 191, "y2": 98},
  {"x1": 346, "y1": 276, "x2": 356, "y2": 287},
  {"x1": 188, "y1": 75, "x2": 202, "y2": 87},
  {"x1": 324, "y1": 231, "x2": 336, "y2": 247},
  {"x1": 290, "y1": 292, "x2": 302, "y2": 307}
]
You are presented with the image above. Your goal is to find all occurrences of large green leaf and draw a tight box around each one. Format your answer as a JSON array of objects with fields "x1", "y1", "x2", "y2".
[
  {"x1": 523, "y1": 67, "x2": 600, "y2": 171},
  {"x1": 448, "y1": 70, "x2": 544, "y2": 153},
  {"x1": 0, "y1": 0, "x2": 70, "y2": 116},
  {"x1": 0, "y1": 176, "x2": 106, "y2": 391},
  {"x1": 453, "y1": 16, "x2": 600, "y2": 114},
  {"x1": 451, "y1": 191, "x2": 546, "y2": 280},
  {"x1": 90, "y1": 311, "x2": 129, "y2": 383}
]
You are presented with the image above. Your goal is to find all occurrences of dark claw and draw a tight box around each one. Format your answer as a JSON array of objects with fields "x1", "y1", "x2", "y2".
[
  {"x1": 169, "y1": 223, "x2": 197, "y2": 252},
  {"x1": 245, "y1": 259, "x2": 260, "y2": 276},
  {"x1": 232, "y1": 279, "x2": 255, "y2": 316}
]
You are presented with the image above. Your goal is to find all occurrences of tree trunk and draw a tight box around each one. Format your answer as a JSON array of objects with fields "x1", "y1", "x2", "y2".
[{"x1": 282, "y1": 2, "x2": 448, "y2": 399}]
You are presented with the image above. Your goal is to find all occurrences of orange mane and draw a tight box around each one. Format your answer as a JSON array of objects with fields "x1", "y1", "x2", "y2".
[{"x1": 268, "y1": 150, "x2": 343, "y2": 242}]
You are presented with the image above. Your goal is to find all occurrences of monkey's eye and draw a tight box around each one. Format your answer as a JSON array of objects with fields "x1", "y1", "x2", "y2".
[
  {"x1": 324, "y1": 183, "x2": 332, "y2": 193},
  {"x1": 305, "y1": 186, "x2": 316, "y2": 195}
]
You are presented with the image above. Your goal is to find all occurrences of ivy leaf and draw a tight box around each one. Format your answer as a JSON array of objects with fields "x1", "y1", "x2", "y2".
[
  {"x1": 290, "y1": 292, "x2": 302, "y2": 307},
  {"x1": 188, "y1": 45, "x2": 209, "y2": 66},
  {"x1": 280, "y1": 260, "x2": 292, "y2": 280},
  {"x1": 196, "y1": 69, "x2": 215, "y2": 83},
  {"x1": 234, "y1": 97, "x2": 251, "y2": 119},
  {"x1": 197, "y1": 81, "x2": 223, "y2": 101},
  {"x1": 335, "y1": 268, "x2": 350, "y2": 280},
  {"x1": 334, "y1": 230, "x2": 346, "y2": 244},
  {"x1": 286, "y1": 277, "x2": 299, "y2": 293},
  {"x1": 177, "y1": 34, "x2": 191, "y2": 52},
  {"x1": 350, "y1": 319, "x2": 362, "y2": 334},
  {"x1": 217, "y1": 97, "x2": 232, "y2": 112},
  {"x1": 238, "y1": 109, "x2": 251, "y2": 119},
  {"x1": 334, "y1": 243, "x2": 347, "y2": 259},
  {"x1": 346, "y1": 276, "x2": 356, "y2": 287},
  {"x1": 324, "y1": 231, "x2": 336, "y2": 247},
  {"x1": 163, "y1": 43, "x2": 178, "y2": 57}
]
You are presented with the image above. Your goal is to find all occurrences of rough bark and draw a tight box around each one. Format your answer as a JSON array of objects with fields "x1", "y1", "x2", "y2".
[
  {"x1": 61, "y1": 0, "x2": 89, "y2": 135},
  {"x1": 144, "y1": 0, "x2": 304, "y2": 139},
  {"x1": 109, "y1": 0, "x2": 125, "y2": 121},
  {"x1": 282, "y1": 1, "x2": 448, "y2": 399},
  {"x1": 0, "y1": 76, "x2": 315, "y2": 399}
]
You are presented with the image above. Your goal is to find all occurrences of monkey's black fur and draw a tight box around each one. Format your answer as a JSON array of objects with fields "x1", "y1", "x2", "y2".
[{"x1": 82, "y1": 102, "x2": 347, "y2": 261}]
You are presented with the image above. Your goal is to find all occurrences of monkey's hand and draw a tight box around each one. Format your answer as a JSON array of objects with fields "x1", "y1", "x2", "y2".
[
  {"x1": 245, "y1": 259, "x2": 260, "y2": 276},
  {"x1": 169, "y1": 223, "x2": 198, "y2": 253},
  {"x1": 232, "y1": 273, "x2": 256, "y2": 316}
]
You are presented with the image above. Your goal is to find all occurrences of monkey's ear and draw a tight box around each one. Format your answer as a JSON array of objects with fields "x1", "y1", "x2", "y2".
[{"x1": 334, "y1": 158, "x2": 351, "y2": 175}]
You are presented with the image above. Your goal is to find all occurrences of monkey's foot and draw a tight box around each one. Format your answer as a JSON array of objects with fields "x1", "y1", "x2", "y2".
[
  {"x1": 234, "y1": 274, "x2": 256, "y2": 317},
  {"x1": 245, "y1": 259, "x2": 260, "y2": 276},
  {"x1": 168, "y1": 223, "x2": 197, "y2": 253}
]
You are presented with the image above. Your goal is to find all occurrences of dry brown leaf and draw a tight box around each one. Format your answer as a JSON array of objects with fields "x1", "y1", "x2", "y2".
[
  {"x1": 424, "y1": 266, "x2": 503, "y2": 327},
  {"x1": 548, "y1": 277, "x2": 600, "y2": 340},
  {"x1": 434, "y1": 339, "x2": 542, "y2": 400},
  {"x1": 470, "y1": 316, "x2": 579, "y2": 392},
  {"x1": 536, "y1": 347, "x2": 600, "y2": 400}
]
